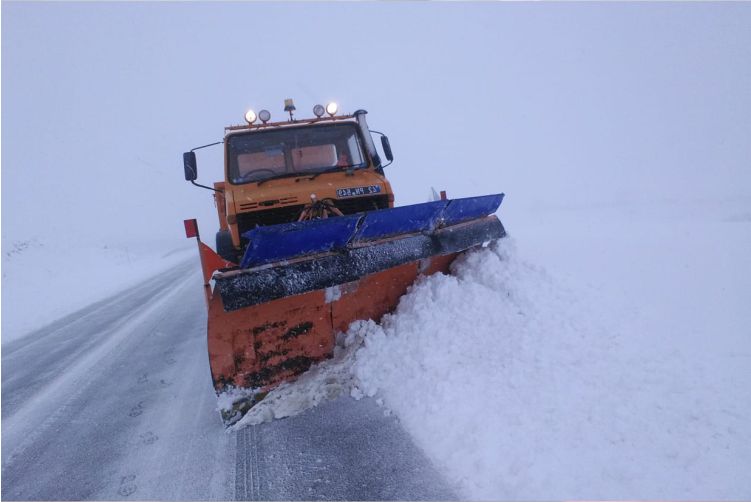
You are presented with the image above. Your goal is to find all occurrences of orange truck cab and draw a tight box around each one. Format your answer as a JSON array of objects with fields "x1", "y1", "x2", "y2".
[{"x1": 183, "y1": 102, "x2": 395, "y2": 263}]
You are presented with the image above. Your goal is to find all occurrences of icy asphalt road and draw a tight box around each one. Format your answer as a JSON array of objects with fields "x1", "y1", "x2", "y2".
[{"x1": 1, "y1": 260, "x2": 456, "y2": 500}]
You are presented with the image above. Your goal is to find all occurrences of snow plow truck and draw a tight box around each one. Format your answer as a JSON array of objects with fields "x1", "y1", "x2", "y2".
[{"x1": 183, "y1": 100, "x2": 506, "y2": 425}]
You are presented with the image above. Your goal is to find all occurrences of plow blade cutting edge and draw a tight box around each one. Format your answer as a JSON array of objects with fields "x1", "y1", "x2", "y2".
[{"x1": 203, "y1": 194, "x2": 506, "y2": 424}]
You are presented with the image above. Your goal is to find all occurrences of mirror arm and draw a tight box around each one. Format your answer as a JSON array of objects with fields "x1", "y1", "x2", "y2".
[
  {"x1": 185, "y1": 140, "x2": 224, "y2": 193},
  {"x1": 191, "y1": 180, "x2": 223, "y2": 193},
  {"x1": 191, "y1": 140, "x2": 223, "y2": 152},
  {"x1": 369, "y1": 129, "x2": 394, "y2": 168}
]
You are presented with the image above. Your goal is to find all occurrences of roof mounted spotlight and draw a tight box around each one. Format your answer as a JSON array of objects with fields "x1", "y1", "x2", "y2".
[
  {"x1": 326, "y1": 102, "x2": 338, "y2": 116},
  {"x1": 284, "y1": 98, "x2": 296, "y2": 121},
  {"x1": 244, "y1": 109, "x2": 257, "y2": 125},
  {"x1": 259, "y1": 109, "x2": 271, "y2": 124},
  {"x1": 313, "y1": 104, "x2": 325, "y2": 118}
]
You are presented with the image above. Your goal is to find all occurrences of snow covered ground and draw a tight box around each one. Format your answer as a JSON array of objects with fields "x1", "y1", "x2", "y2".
[
  {"x1": 3, "y1": 193, "x2": 749, "y2": 499},
  {"x1": 1, "y1": 237, "x2": 194, "y2": 342},
  {"x1": 4, "y1": 191, "x2": 749, "y2": 500},
  {"x1": 233, "y1": 197, "x2": 751, "y2": 499}
]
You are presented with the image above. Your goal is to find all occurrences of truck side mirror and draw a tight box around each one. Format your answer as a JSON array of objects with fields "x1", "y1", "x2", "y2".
[
  {"x1": 183, "y1": 151, "x2": 198, "y2": 181},
  {"x1": 381, "y1": 136, "x2": 393, "y2": 162}
]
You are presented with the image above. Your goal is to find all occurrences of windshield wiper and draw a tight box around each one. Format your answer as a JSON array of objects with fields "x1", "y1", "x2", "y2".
[
  {"x1": 256, "y1": 172, "x2": 304, "y2": 187},
  {"x1": 257, "y1": 165, "x2": 361, "y2": 186},
  {"x1": 301, "y1": 165, "x2": 359, "y2": 182}
]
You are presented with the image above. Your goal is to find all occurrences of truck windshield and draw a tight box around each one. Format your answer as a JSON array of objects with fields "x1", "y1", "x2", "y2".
[{"x1": 227, "y1": 123, "x2": 367, "y2": 184}]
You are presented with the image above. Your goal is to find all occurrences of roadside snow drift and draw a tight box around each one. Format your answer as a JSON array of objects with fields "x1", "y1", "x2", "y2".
[
  {"x1": 355, "y1": 237, "x2": 750, "y2": 499},
  {"x1": 231, "y1": 217, "x2": 750, "y2": 499}
]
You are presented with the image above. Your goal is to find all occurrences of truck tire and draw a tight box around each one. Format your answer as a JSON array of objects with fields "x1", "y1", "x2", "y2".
[{"x1": 216, "y1": 230, "x2": 239, "y2": 264}]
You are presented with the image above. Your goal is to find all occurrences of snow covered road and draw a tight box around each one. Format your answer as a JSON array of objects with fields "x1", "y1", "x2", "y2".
[{"x1": 1, "y1": 260, "x2": 454, "y2": 500}]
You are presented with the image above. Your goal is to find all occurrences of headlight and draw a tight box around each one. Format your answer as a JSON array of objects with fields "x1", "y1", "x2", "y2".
[
  {"x1": 259, "y1": 109, "x2": 271, "y2": 123},
  {"x1": 326, "y1": 102, "x2": 338, "y2": 116},
  {"x1": 313, "y1": 104, "x2": 325, "y2": 118},
  {"x1": 245, "y1": 109, "x2": 257, "y2": 124}
]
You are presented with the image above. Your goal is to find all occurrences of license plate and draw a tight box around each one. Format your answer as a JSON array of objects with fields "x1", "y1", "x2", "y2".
[{"x1": 336, "y1": 185, "x2": 382, "y2": 198}]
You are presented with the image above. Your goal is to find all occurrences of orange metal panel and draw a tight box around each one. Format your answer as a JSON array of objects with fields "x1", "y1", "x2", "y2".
[
  {"x1": 419, "y1": 253, "x2": 457, "y2": 277},
  {"x1": 207, "y1": 292, "x2": 238, "y2": 387},
  {"x1": 199, "y1": 242, "x2": 234, "y2": 285},
  {"x1": 213, "y1": 182, "x2": 228, "y2": 231},
  {"x1": 331, "y1": 262, "x2": 420, "y2": 334},
  {"x1": 330, "y1": 255, "x2": 457, "y2": 334},
  {"x1": 207, "y1": 253, "x2": 461, "y2": 396},
  {"x1": 208, "y1": 289, "x2": 334, "y2": 391}
]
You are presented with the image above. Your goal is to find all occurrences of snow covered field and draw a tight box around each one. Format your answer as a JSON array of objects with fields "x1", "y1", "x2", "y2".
[
  {"x1": 235, "y1": 197, "x2": 751, "y2": 499},
  {"x1": 1, "y1": 238, "x2": 194, "y2": 342}
]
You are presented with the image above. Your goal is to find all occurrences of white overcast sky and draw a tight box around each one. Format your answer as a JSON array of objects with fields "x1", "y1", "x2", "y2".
[{"x1": 3, "y1": 2, "x2": 750, "y2": 248}]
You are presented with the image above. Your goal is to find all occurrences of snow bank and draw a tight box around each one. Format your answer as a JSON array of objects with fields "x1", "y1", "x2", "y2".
[
  {"x1": 1, "y1": 237, "x2": 194, "y2": 342},
  {"x1": 352, "y1": 241, "x2": 635, "y2": 498},
  {"x1": 229, "y1": 199, "x2": 751, "y2": 498},
  {"x1": 349, "y1": 215, "x2": 751, "y2": 499}
]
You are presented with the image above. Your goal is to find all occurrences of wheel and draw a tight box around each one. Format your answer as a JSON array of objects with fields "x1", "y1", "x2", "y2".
[{"x1": 216, "y1": 230, "x2": 239, "y2": 263}]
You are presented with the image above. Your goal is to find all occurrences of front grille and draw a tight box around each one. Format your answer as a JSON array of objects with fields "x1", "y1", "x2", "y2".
[
  {"x1": 236, "y1": 194, "x2": 390, "y2": 245},
  {"x1": 335, "y1": 195, "x2": 390, "y2": 214},
  {"x1": 238, "y1": 196, "x2": 299, "y2": 212},
  {"x1": 237, "y1": 204, "x2": 306, "y2": 239}
]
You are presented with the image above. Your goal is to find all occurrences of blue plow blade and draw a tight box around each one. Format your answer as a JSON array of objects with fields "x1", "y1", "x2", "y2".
[{"x1": 240, "y1": 193, "x2": 504, "y2": 268}]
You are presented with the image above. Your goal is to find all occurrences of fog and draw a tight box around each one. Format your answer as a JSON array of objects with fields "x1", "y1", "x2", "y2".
[
  {"x1": 3, "y1": 4, "x2": 751, "y2": 496},
  {"x1": 3, "y1": 2, "x2": 751, "y2": 247}
]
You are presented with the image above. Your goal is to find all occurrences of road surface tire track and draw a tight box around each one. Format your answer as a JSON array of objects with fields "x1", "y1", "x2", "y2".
[
  {"x1": 2, "y1": 260, "x2": 235, "y2": 500},
  {"x1": 3, "y1": 258, "x2": 457, "y2": 501},
  {"x1": 2, "y1": 263, "x2": 196, "y2": 471},
  {"x1": 234, "y1": 396, "x2": 458, "y2": 501},
  {"x1": 235, "y1": 426, "x2": 261, "y2": 501}
]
